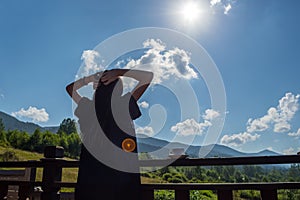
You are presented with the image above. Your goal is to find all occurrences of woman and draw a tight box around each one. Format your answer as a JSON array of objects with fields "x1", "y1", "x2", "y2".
[{"x1": 66, "y1": 69, "x2": 153, "y2": 199}]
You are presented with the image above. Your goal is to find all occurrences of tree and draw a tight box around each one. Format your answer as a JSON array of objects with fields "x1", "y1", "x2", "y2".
[
  {"x1": 28, "y1": 129, "x2": 43, "y2": 152},
  {"x1": 7, "y1": 130, "x2": 30, "y2": 150},
  {"x1": 235, "y1": 170, "x2": 245, "y2": 182},
  {"x1": 67, "y1": 133, "x2": 81, "y2": 158},
  {"x1": 0, "y1": 131, "x2": 8, "y2": 146},
  {"x1": 7, "y1": 130, "x2": 22, "y2": 148},
  {"x1": 223, "y1": 166, "x2": 236, "y2": 182},
  {"x1": 42, "y1": 131, "x2": 60, "y2": 145},
  {"x1": 0, "y1": 118, "x2": 4, "y2": 132},
  {"x1": 59, "y1": 132, "x2": 69, "y2": 153},
  {"x1": 19, "y1": 131, "x2": 30, "y2": 150},
  {"x1": 288, "y1": 164, "x2": 300, "y2": 181},
  {"x1": 0, "y1": 118, "x2": 8, "y2": 146},
  {"x1": 57, "y1": 118, "x2": 77, "y2": 135}
]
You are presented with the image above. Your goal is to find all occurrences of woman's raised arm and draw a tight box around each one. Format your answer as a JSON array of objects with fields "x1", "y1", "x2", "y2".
[
  {"x1": 66, "y1": 72, "x2": 103, "y2": 104},
  {"x1": 100, "y1": 69, "x2": 153, "y2": 101}
]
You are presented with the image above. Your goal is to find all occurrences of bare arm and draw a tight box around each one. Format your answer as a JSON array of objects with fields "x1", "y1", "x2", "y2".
[
  {"x1": 100, "y1": 69, "x2": 153, "y2": 101},
  {"x1": 66, "y1": 72, "x2": 103, "y2": 104}
]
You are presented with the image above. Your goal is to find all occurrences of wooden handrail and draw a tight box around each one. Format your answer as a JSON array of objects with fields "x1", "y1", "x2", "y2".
[
  {"x1": 1, "y1": 155, "x2": 298, "y2": 168},
  {"x1": 141, "y1": 182, "x2": 300, "y2": 190},
  {"x1": 139, "y1": 155, "x2": 300, "y2": 167},
  {"x1": 0, "y1": 146, "x2": 300, "y2": 200}
]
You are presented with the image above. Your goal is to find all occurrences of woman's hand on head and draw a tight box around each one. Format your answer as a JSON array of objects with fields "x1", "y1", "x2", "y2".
[
  {"x1": 100, "y1": 69, "x2": 119, "y2": 85},
  {"x1": 92, "y1": 72, "x2": 103, "y2": 83}
]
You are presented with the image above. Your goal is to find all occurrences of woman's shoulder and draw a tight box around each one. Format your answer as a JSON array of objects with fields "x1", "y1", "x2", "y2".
[{"x1": 74, "y1": 97, "x2": 94, "y2": 117}]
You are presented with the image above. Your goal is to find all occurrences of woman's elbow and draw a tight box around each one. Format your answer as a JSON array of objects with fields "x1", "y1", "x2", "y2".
[{"x1": 66, "y1": 84, "x2": 73, "y2": 97}]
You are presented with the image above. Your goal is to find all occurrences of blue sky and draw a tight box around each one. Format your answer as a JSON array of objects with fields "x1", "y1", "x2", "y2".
[{"x1": 0, "y1": 0, "x2": 299, "y2": 155}]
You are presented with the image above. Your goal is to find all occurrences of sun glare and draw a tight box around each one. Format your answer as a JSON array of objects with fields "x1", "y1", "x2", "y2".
[
  {"x1": 170, "y1": 1, "x2": 210, "y2": 32},
  {"x1": 181, "y1": 2, "x2": 201, "y2": 23}
]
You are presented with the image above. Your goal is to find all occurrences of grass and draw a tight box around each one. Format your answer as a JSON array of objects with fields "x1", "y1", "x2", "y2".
[
  {"x1": 0, "y1": 146, "x2": 78, "y2": 192},
  {"x1": 141, "y1": 176, "x2": 162, "y2": 184},
  {"x1": 0, "y1": 146, "x2": 165, "y2": 193},
  {"x1": 0, "y1": 146, "x2": 44, "y2": 161}
]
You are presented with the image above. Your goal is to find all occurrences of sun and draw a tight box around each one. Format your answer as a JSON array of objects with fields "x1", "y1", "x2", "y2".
[
  {"x1": 181, "y1": 2, "x2": 201, "y2": 23},
  {"x1": 170, "y1": 1, "x2": 210, "y2": 31}
]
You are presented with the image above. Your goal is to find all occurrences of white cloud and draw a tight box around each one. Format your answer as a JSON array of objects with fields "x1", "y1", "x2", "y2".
[
  {"x1": 0, "y1": 94, "x2": 4, "y2": 99},
  {"x1": 274, "y1": 121, "x2": 291, "y2": 133},
  {"x1": 220, "y1": 93, "x2": 300, "y2": 148},
  {"x1": 203, "y1": 109, "x2": 220, "y2": 121},
  {"x1": 288, "y1": 128, "x2": 300, "y2": 137},
  {"x1": 81, "y1": 50, "x2": 104, "y2": 75},
  {"x1": 12, "y1": 106, "x2": 49, "y2": 123},
  {"x1": 247, "y1": 93, "x2": 300, "y2": 133},
  {"x1": 171, "y1": 118, "x2": 212, "y2": 136},
  {"x1": 124, "y1": 39, "x2": 198, "y2": 85},
  {"x1": 143, "y1": 38, "x2": 166, "y2": 51},
  {"x1": 80, "y1": 39, "x2": 198, "y2": 92},
  {"x1": 136, "y1": 126, "x2": 154, "y2": 137},
  {"x1": 210, "y1": 0, "x2": 234, "y2": 15},
  {"x1": 119, "y1": 77, "x2": 138, "y2": 94},
  {"x1": 278, "y1": 93, "x2": 300, "y2": 120},
  {"x1": 115, "y1": 59, "x2": 126, "y2": 68},
  {"x1": 224, "y1": 4, "x2": 232, "y2": 15},
  {"x1": 220, "y1": 132, "x2": 260, "y2": 147},
  {"x1": 210, "y1": 0, "x2": 221, "y2": 6},
  {"x1": 246, "y1": 115, "x2": 271, "y2": 133},
  {"x1": 283, "y1": 147, "x2": 295, "y2": 155},
  {"x1": 138, "y1": 101, "x2": 149, "y2": 109},
  {"x1": 170, "y1": 109, "x2": 220, "y2": 136}
]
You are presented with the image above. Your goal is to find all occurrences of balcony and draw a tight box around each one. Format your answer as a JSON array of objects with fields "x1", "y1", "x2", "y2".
[{"x1": 0, "y1": 146, "x2": 299, "y2": 200}]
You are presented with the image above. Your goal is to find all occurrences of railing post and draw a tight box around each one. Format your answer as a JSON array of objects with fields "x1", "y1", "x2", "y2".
[
  {"x1": 19, "y1": 166, "x2": 37, "y2": 200},
  {"x1": 18, "y1": 185, "x2": 31, "y2": 200},
  {"x1": 0, "y1": 184, "x2": 8, "y2": 200},
  {"x1": 40, "y1": 146, "x2": 64, "y2": 200},
  {"x1": 260, "y1": 189, "x2": 278, "y2": 200},
  {"x1": 175, "y1": 189, "x2": 189, "y2": 200},
  {"x1": 217, "y1": 189, "x2": 233, "y2": 200},
  {"x1": 141, "y1": 188, "x2": 154, "y2": 200}
]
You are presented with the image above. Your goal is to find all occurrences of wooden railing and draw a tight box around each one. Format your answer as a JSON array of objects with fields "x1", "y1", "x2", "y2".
[
  {"x1": 140, "y1": 156, "x2": 300, "y2": 200},
  {"x1": 0, "y1": 146, "x2": 299, "y2": 200}
]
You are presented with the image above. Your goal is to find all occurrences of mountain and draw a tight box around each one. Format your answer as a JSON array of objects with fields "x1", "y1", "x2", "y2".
[
  {"x1": 0, "y1": 111, "x2": 281, "y2": 158},
  {"x1": 0, "y1": 111, "x2": 59, "y2": 134},
  {"x1": 136, "y1": 134, "x2": 281, "y2": 159}
]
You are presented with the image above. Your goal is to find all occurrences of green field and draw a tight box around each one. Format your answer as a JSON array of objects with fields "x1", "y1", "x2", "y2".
[
  {"x1": 0, "y1": 146, "x2": 44, "y2": 161},
  {"x1": 0, "y1": 146, "x2": 79, "y2": 192},
  {"x1": 0, "y1": 146, "x2": 157, "y2": 192},
  {"x1": 3, "y1": 146, "x2": 298, "y2": 199}
]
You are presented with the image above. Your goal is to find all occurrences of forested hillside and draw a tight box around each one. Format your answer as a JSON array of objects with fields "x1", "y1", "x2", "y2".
[
  {"x1": 0, "y1": 111, "x2": 59, "y2": 134},
  {"x1": 1, "y1": 116, "x2": 300, "y2": 199},
  {"x1": 0, "y1": 117, "x2": 81, "y2": 159}
]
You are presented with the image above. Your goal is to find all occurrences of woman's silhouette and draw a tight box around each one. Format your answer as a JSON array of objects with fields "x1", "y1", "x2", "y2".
[{"x1": 66, "y1": 69, "x2": 153, "y2": 200}]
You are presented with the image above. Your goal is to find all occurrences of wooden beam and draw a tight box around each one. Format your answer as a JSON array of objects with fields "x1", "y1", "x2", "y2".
[
  {"x1": 217, "y1": 190, "x2": 233, "y2": 200},
  {"x1": 175, "y1": 189, "x2": 189, "y2": 200}
]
